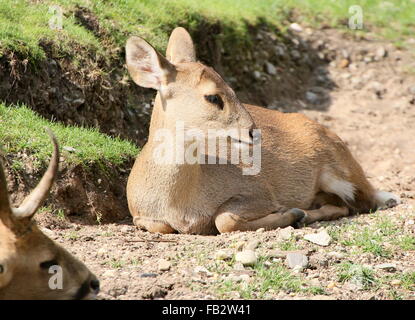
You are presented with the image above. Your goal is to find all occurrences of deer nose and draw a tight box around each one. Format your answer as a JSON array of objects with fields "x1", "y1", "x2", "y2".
[{"x1": 90, "y1": 279, "x2": 100, "y2": 294}]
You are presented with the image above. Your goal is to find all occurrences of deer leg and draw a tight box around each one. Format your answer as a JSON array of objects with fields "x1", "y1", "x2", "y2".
[
  {"x1": 293, "y1": 205, "x2": 350, "y2": 228},
  {"x1": 133, "y1": 216, "x2": 176, "y2": 234},
  {"x1": 215, "y1": 208, "x2": 306, "y2": 233}
]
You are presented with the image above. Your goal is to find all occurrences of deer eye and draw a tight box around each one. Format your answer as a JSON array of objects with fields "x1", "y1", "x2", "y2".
[
  {"x1": 204, "y1": 94, "x2": 224, "y2": 110},
  {"x1": 40, "y1": 259, "x2": 59, "y2": 270},
  {"x1": 0, "y1": 265, "x2": 4, "y2": 273}
]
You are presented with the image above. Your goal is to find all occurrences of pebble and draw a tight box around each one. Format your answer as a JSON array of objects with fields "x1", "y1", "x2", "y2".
[
  {"x1": 245, "y1": 240, "x2": 260, "y2": 250},
  {"x1": 253, "y1": 71, "x2": 262, "y2": 80},
  {"x1": 327, "y1": 251, "x2": 345, "y2": 260},
  {"x1": 97, "y1": 247, "x2": 108, "y2": 256},
  {"x1": 140, "y1": 273, "x2": 158, "y2": 278},
  {"x1": 289, "y1": 23, "x2": 303, "y2": 32},
  {"x1": 256, "y1": 228, "x2": 265, "y2": 233},
  {"x1": 102, "y1": 269, "x2": 117, "y2": 278},
  {"x1": 305, "y1": 91, "x2": 319, "y2": 104},
  {"x1": 338, "y1": 59, "x2": 350, "y2": 68},
  {"x1": 327, "y1": 282, "x2": 337, "y2": 289},
  {"x1": 279, "y1": 226, "x2": 294, "y2": 240},
  {"x1": 286, "y1": 252, "x2": 308, "y2": 269},
  {"x1": 158, "y1": 259, "x2": 171, "y2": 271},
  {"x1": 63, "y1": 146, "x2": 76, "y2": 153},
  {"x1": 304, "y1": 230, "x2": 331, "y2": 246},
  {"x1": 265, "y1": 62, "x2": 277, "y2": 75},
  {"x1": 375, "y1": 47, "x2": 387, "y2": 59},
  {"x1": 309, "y1": 253, "x2": 329, "y2": 268},
  {"x1": 391, "y1": 279, "x2": 401, "y2": 286},
  {"x1": 235, "y1": 250, "x2": 257, "y2": 266},
  {"x1": 215, "y1": 249, "x2": 232, "y2": 260},
  {"x1": 375, "y1": 263, "x2": 397, "y2": 272},
  {"x1": 194, "y1": 266, "x2": 212, "y2": 276}
]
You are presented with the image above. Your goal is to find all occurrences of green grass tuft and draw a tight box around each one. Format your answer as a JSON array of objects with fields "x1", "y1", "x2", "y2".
[{"x1": 0, "y1": 103, "x2": 138, "y2": 168}]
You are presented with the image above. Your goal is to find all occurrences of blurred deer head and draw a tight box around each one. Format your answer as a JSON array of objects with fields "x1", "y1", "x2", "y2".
[{"x1": 0, "y1": 130, "x2": 99, "y2": 299}]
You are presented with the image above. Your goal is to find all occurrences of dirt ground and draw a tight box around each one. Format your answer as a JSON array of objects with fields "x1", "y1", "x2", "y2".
[{"x1": 36, "y1": 27, "x2": 415, "y2": 300}]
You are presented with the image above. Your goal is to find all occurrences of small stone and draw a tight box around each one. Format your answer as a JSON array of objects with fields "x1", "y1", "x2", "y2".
[
  {"x1": 338, "y1": 59, "x2": 350, "y2": 68},
  {"x1": 375, "y1": 263, "x2": 397, "y2": 272},
  {"x1": 327, "y1": 282, "x2": 337, "y2": 289},
  {"x1": 102, "y1": 269, "x2": 117, "y2": 277},
  {"x1": 253, "y1": 71, "x2": 262, "y2": 80},
  {"x1": 375, "y1": 47, "x2": 387, "y2": 59},
  {"x1": 215, "y1": 249, "x2": 232, "y2": 260},
  {"x1": 234, "y1": 241, "x2": 246, "y2": 251},
  {"x1": 239, "y1": 274, "x2": 251, "y2": 283},
  {"x1": 304, "y1": 230, "x2": 331, "y2": 246},
  {"x1": 265, "y1": 61, "x2": 277, "y2": 75},
  {"x1": 275, "y1": 45, "x2": 285, "y2": 56},
  {"x1": 140, "y1": 273, "x2": 158, "y2": 278},
  {"x1": 305, "y1": 91, "x2": 319, "y2": 104},
  {"x1": 245, "y1": 240, "x2": 260, "y2": 251},
  {"x1": 235, "y1": 250, "x2": 257, "y2": 266},
  {"x1": 97, "y1": 248, "x2": 108, "y2": 256},
  {"x1": 289, "y1": 23, "x2": 303, "y2": 32},
  {"x1": 286, "y1": 252, "x2": 308, "y2": 270},
  {"x1": 120, "y1": 226, "x2": 131, "y2": 233},
  {"x1": 158, "y1": 259, "x2": 171, "y2": 271},
  {"x1": 233, "y1": 262, "x2": 245, "y2": 271},
  {"x1": 391, "y1": 279, "x2": 401, "y2": 286},
  {"x1": 63, "y1": 146, "x2": 76, "y2": 153},
  {"x1": 279, "y1": 226, "x2": 294, "y2": 240},
  {"x1": 327, "y1": 251, "x2": 344, "y2": 260},
  {"x1": 194, "y1": 266, "x2": 212, "y2": 276},
  {"x1": 309, "y1": 253, "x2": 328, "y2": 268},
  {"x1": 291, "y1": 50, "x2": 301, "y2": 60},
  {"x1": 256, "y1": 228, "x2": 265, "y2": 233}
]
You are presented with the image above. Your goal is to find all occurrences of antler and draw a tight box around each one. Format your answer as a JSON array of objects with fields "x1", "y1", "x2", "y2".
[
  {"x1": 12, "y1": 128, "x2": 59, "y2": 219},
  {"x1": 0, "y1": 155, "x2": 11, "y2": 212}
]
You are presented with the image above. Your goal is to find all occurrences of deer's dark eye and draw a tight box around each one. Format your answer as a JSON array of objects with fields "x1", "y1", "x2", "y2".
[
  {"x1": 40, "y1": 259, "x2": 59, "y2": 270},
  {"x1": 204, "y1": 94, "x2": 224, "y2": 110},
  {"x1": 0, "y1": 265, "x2": 4, "y2": 273}
]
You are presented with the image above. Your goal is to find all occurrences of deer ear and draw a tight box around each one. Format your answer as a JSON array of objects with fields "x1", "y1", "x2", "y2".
[
  {"x1": 126, "y1": 36, "x2": 176, "y2": 90},
  {"x1": 166, "y1": 27, "x2": 196, "y2": 64}
]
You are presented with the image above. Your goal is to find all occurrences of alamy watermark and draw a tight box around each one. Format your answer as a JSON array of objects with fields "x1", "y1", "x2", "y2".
[
  {"x1": 48, "y1": 265, "x2": 63, "y2": 290},
  {"x1": 349, "y1": 5, "x2": 363, "y2": 30},
  {"x1": 152, "y1": 122, "x2": 262, "y2": 175}
]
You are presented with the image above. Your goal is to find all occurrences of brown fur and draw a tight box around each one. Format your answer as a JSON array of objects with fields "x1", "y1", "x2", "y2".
[
  {"x1": 126, "y1": 27, "x2": 399, "y2": 235},
  {"x1": 0, "y1": 132, "x2": 99, "y2": 299}
]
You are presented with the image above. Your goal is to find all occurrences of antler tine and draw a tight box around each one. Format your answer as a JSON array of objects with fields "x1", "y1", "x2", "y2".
[{"x1": 12, "y1": 128, "x2": 59, "y2": 219}]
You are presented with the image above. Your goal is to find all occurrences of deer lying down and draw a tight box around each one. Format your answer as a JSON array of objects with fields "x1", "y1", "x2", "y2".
[
  {"x1": 126, "y1": 27, "x2": 400, "y2": 235},
  {"x1": 0, "y1": 130, "x2": 99, "y2": 299}
]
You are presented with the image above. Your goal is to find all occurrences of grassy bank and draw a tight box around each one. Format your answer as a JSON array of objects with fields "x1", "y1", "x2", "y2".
[
  {"x1": 0, "y1": 103, "x2": 138, "y2": 168},
  {"x1": 1, "y1": 0, "x2": 413, "y2": 62}
]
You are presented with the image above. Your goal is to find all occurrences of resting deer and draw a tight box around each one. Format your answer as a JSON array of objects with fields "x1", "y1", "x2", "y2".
[
  {"x1": 126, "y1": 27, "x2": 400, "y2": 235},
  {"x1": 0, "y1": 130, "x2": 99, "y2": 299}
]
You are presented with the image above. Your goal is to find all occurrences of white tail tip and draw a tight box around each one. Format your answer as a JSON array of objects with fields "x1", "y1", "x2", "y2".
[{"x1": 375, "y1": 191, "x2": 401, "y2": 209}]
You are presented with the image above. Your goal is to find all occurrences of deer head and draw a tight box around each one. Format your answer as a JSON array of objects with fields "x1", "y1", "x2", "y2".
[{"x1": 0, "y1": 130, "x2": 99, "y2": 300}]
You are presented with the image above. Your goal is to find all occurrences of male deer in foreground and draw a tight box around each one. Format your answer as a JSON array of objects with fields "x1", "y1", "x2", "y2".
[
  {"x1": 0, "y1": 130, "x2": 99, "y2": 299},
  {"x1": 126, "y1": 27, "x2": 400, "y2": 235}
]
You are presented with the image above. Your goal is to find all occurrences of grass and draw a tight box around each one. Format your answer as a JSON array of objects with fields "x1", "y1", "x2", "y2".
[
  {"x1": 215, "y1": 257, "x2": 314, "y2": 299},
  {"x1": 1, "y1": 0, "x2": 413, "y2": 63},
  {"x1": 327, "y1": 213, "x2": 408, "y2": 258},
  {"x1": 338, "y1": 262, "x2": 377, "y2": 290},
  {"x1": 0, "y1": 103, "x2": 138, "y2": 168}
]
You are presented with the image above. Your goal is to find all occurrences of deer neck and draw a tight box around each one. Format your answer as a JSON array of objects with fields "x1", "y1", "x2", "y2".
[{"x1": 144, "y1": 93, "x2": 202, "y2": 195}]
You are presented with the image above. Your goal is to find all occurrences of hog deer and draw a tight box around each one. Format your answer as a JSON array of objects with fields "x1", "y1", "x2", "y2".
[
  {"x1": 0, "y1": 130, "x2": 99, "y2": 299},
  {"x1": 126, "y1": 27, "x2": 400, "y2": 235}
]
